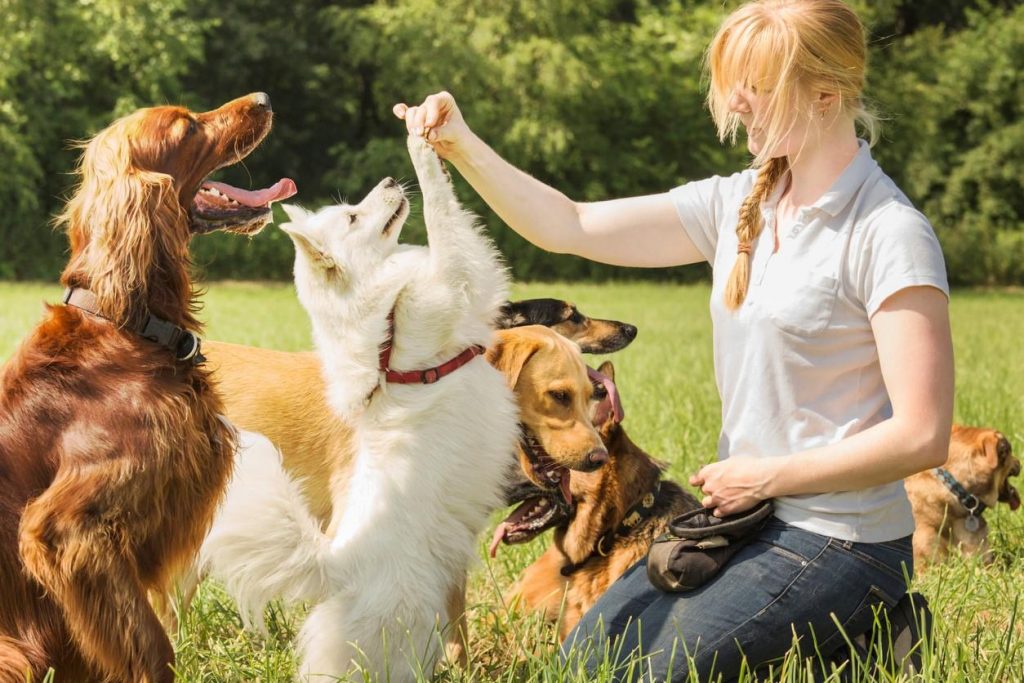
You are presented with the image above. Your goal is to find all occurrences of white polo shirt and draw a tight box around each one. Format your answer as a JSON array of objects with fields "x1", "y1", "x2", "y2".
[{"x1": 670, "y1": 141, "x2": 949, "y2": 542}]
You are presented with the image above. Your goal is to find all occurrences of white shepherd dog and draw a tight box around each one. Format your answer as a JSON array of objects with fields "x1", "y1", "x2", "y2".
[{"x1": 201, "y1": 136, "x2": 518, "y2": 682}]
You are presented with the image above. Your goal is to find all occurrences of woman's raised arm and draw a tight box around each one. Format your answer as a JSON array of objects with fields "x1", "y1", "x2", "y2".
[{"x1": 395, "y1": 91, "x2": 705, "y2": 268}]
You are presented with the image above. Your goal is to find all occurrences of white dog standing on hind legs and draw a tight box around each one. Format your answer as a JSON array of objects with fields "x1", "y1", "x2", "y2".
[{"x1": 200, "y1": 136, "x2": 519, "y2": 682}]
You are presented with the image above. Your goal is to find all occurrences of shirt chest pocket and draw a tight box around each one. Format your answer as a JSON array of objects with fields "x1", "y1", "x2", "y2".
[{"x1": 763, "y1": 271, "x2": 839, "y2": 336}]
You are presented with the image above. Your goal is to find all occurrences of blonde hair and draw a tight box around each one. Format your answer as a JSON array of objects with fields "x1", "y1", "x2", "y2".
[{"x1": 705, "y1": 0, "x2": 876, "y2": 310}]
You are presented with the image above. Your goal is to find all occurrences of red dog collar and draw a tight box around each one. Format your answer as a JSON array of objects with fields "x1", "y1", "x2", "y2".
[{"x1": 378, "y1": 307, "x2": 484, "y2": 385}]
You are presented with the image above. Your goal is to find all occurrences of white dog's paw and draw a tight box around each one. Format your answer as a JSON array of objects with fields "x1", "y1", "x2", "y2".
[{"x1": 407, "y1": 135, "x2": 450, "y2": 184}]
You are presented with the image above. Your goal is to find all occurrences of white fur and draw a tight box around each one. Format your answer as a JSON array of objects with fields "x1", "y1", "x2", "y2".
[
  {"x1": 199, "y1": 429, "x2": 329, "y2": 631},
  {"x1": 202, "y1": 137, "x2": 518, "y2": 682}
]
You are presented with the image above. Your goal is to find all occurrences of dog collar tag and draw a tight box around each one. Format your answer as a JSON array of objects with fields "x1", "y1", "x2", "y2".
[{"x1": 964, "y1": 515, "x2": 981, "y2": 533}]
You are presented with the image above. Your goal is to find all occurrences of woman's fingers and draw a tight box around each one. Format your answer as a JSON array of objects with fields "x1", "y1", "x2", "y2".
[
  {"x1": 394, "y1": 92, "x2": 466, "y2": 158},
  {"x1": 395, "y1": 92, "x2": 460, "y2": 136},
  {"x1": 423, "y1": 91, "x2": 452, "y2": 130},
  {"x1": 407, "y1": 106, "x2": 423, "y2": 134},
  {"x1": 394, "y1": 103, "x2": 431, "y2": 135},
  {"x1": 690, "y1": 462, "x2": 713, "y2": 488}
]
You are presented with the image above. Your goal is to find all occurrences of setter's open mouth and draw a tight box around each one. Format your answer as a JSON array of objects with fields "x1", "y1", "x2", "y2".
[{"x1": 191, "y1": 178, "x2": 297, "y2": 236}]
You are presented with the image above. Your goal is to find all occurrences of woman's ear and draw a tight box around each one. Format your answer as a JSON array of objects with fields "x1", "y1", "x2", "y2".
[{"x1": 817, "y1": 91, "x2": 840, "y2": 118}]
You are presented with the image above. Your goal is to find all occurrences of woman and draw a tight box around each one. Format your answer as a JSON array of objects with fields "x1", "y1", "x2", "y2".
[{"x1": 395, "y1": 0, "x2": 953, "y2": 680}]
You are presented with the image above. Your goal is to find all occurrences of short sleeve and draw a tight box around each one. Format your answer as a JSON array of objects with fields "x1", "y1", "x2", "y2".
[
  {"x1": 669, "y1": 171, "x2": 752, "y2": 263},
  {"x1": 857, "y1": 203, "x2": 950, "y2": 318}
]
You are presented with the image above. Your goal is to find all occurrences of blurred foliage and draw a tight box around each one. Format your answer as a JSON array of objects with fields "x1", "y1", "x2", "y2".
[{"x1": 0, "y1": 0, "x2": 1021, "y2": 284}]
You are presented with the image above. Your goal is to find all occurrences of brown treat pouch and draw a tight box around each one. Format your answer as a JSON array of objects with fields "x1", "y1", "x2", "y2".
[{"x1": 647, "y1": 500, "x2": 774, "y2": 592}]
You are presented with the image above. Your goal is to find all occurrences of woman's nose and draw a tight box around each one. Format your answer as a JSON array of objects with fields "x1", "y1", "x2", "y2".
[{"x1": 727, "y1": 90, "x2": 751, "y2": 115}]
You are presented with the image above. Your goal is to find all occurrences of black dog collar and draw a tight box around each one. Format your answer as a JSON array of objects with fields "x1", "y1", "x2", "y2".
[
  {"x1": 934, "y1": 467, "x2": 986, "y2": 530},
  {"x1": 63, "y1": 287, "x2": 204, "y2": 365},
  {"x1": 560, "y1": 480, "x2": 663, "y2": 577}
]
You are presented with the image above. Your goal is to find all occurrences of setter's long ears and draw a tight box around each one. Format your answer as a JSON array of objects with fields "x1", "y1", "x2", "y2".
[{"x1": 58, "y1": 115, "x2": 191, "y2": 327}]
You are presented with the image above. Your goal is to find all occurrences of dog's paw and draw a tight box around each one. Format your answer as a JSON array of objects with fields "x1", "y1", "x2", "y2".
[{"x1": 407, "y1": 135, "x2": 450, "y2": 183}]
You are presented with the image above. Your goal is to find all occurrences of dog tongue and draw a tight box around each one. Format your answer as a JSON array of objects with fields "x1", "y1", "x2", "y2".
[
  {"x1": 203, "y1": 178, "x2": 297, "y2": 207},
  {"x1": 588, "y1": 366, "x2": 624, "y2": 426},
  {"x1": 489, "y1": 523, "x2": 509, "y2": 558},
  {"x1": 560, "y1": 475, "x2": 572, "y2": 507}
]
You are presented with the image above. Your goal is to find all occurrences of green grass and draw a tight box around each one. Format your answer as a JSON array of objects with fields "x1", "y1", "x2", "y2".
[{"x1": 1, "y1": 281, "x2": 1023, "y2": 681}]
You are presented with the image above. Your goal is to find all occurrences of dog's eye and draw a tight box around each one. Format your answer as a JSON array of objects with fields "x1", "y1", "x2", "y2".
[
  {"x1": 548, "y1": 390, "x2": 571, "y2": 406},
  {"x1": 185, "y1": 119, "x2": 198, "y2": 136},
  {"x1": 348, "y1": 213, "x2": 357, "y2": 225},
  {"x1": 568, "y1": 309, "x2": 585, "y2": 324},
  {"x1": 591, "y1": 381, "x2": 607, "y2": 401}
]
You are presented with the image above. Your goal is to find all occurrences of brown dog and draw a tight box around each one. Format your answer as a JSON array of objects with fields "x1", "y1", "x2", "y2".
[
  {"x1": 496, "y1": 299, "x2": 638, "y2": 354},
  {"x1": 0, "y1": 94, "x2": 292, "y2": 682},
  {"x1": 906, "y1": 425, "x2": 1020, "y2": 568},
  {"x1": 502, "y1": 361, "x2": 701, "y2": 640}
]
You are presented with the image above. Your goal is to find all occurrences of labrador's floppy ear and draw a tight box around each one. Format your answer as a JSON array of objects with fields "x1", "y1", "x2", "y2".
[
  {"x1": 979, "y1": 431, "x2": 1009, "y2": 471},
  {"x1": 486, "y1": 328, "x2": 546, "y2": 390}
]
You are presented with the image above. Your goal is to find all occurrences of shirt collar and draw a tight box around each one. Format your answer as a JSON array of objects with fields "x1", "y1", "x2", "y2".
[
  {"x1": 809, "y1": 139, "x2": 877, "y2": 217},
  {"x1": 760, "y1": 139, "x2": 877, "y2": 220}
]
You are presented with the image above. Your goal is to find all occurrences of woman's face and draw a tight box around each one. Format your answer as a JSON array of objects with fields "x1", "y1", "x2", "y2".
[{"x1": 728, "y1": 84, "x2": 815, "y2": 160}]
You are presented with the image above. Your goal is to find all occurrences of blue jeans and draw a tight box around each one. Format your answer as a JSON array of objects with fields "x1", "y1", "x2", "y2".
[{"x1": 562, "y1": 517, "x2": 914, "y2": 682}]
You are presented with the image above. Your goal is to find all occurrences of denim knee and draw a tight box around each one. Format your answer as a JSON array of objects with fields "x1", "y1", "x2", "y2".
[{"x1": 560, "y1": 519, "x2": 914, "y2": 683}]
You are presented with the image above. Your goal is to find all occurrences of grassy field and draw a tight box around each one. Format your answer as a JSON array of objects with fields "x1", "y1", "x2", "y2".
[{"x1": 1, "y1": 281, "x2": 1022, "y2": 682}]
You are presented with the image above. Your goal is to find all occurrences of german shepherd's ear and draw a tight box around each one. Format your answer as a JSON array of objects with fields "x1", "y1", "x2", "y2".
[
  {"x1": 487, "y1": 330, "x2": 544, "y2": 390},
  {"x1": 597, "y1": 360, "x2": 615, "y2": 382}
]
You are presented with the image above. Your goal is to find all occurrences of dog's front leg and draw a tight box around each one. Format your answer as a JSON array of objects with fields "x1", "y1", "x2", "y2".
[
  {"x1": 19, "y1": 471, "x2": 176, "y2": 683},
  {"x1": 407, "y1": 136, "x2": 493, "y2": 289}
]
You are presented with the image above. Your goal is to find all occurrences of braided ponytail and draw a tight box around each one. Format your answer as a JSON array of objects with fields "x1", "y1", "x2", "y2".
[{"x1": 723, "y1": 156, "x2": 788, "y2": 310}]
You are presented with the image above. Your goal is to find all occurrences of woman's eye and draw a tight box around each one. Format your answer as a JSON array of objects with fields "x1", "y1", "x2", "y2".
[{"x1": 548, "y1": 390, "x2": 571, "y2": 406}]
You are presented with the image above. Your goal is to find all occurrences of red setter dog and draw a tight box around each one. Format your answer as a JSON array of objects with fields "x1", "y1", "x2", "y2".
[{"x1": 0, "y1": 94, "x2": 295, "y2": 682}]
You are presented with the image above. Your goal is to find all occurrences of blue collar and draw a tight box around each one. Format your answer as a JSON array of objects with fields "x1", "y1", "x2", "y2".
[{"x1": 934, "y1": 467, "x2": 987, "y2": 517}]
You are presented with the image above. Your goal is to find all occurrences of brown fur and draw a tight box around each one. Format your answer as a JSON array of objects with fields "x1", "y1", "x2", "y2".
[
  {"x1": 0, "y1": 95, "x2": 274, "y2": 682},
  {"x1": 506, "y1": 362, "x2": 700, "y2": 641},
  {"x1": 201, "y1": 344, "x2": 352, "y2": 526},
  {"x1": 906, "y1": 425, "x2": 1020, "y2": 569},
  {"x1": 495, "y1": 299, "x2": 637, "y2": 354}
]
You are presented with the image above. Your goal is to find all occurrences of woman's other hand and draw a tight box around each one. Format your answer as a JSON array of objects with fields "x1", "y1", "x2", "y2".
[
  {"x1": 690, "y1": 457, "x2": 777, "y2": 517},
  {"x1": 393, "y1": 91, "x2": 470, "y2": 160}
]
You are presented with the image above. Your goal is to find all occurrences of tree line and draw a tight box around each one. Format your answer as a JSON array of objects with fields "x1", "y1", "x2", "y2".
[{"x1": 1, "y1": 0, "x2": 1021, "y2": 285}]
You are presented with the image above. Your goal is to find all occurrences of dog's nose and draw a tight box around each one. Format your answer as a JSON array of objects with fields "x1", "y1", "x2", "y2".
[
  {"x1": 251, "y1": 92, "x2": 272, "y2": 112},
  {"x1": 622, "y1": 324, "x2": 638, "y2": 341},
  {"x1": 384, "y1": 177, "x2": 399, "y2": 189},
  {"x1": 586, "y1": 448, "x2": 608, "y2": 468}
]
